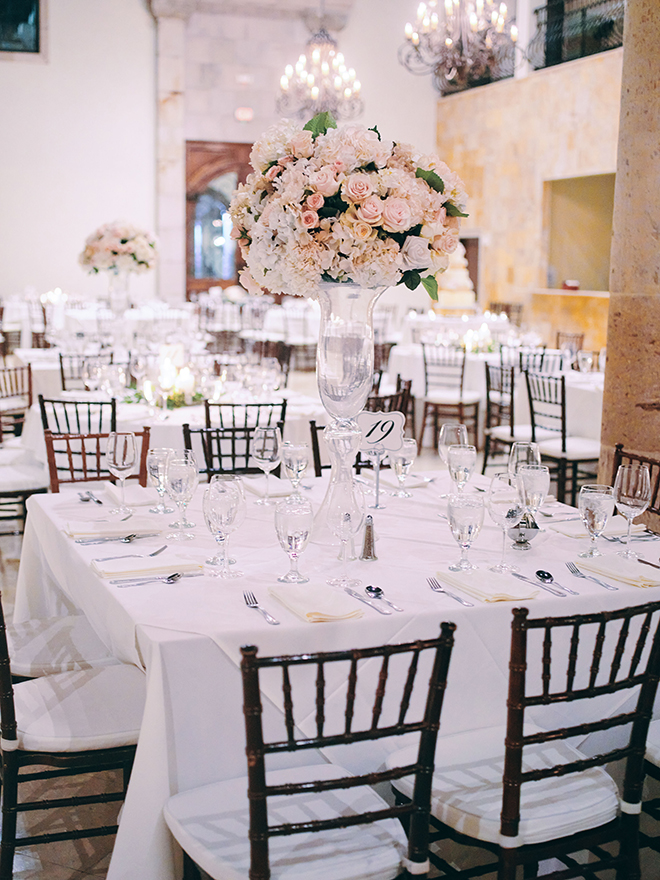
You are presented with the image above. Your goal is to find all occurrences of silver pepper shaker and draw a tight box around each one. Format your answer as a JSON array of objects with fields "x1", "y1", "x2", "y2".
[{"x1": 360, "y1": 515, "x2": 378, "y2": 560}]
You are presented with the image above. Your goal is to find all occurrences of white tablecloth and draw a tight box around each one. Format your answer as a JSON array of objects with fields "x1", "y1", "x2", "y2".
[{"x1": 14, "y1": 470, "x2": 660, "y2": 880}]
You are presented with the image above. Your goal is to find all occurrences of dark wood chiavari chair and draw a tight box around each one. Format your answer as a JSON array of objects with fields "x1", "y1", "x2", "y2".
[
  {"x1": 204, "y1": 399, "x2": 287, "y2": 430},
  {"x1": 418, "y1": 344, "x2": 480, "y2": 453},
  {"x1": 44, "y1": 427, "x2": 150, "y2": 492},
  {"x1": 183, "y1": 422, "x2": 284, "y2": 480},
  {"x1": 38, "y1": 394, "x2": 117, "y2": 434},
  {"x1": 0, "y1": 364, "x2": 32, "y2": 439},
  {"x1": 58, "y1": 351, "x2": 114, "y2": 391}
]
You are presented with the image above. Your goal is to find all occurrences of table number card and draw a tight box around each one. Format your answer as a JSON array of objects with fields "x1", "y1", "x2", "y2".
[{"x1": 356, "y1": 411, "x2": 405, "y2": 453}]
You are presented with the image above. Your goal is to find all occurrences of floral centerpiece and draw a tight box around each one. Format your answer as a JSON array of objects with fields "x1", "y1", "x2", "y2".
[
  {"x1": 229, "y1": 111, "x2": 467, "y2": 301},
  {"x1": 79, "y1": 221, "x2": 158, "y2": 275}
]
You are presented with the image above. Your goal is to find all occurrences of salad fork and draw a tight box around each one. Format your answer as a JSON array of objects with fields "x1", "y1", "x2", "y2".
[
  {"x1": 427, "y1": 576, "x2": 473, "y2": 607},
  {"x1": 243, "y1": 591, "x2": 280, "y2": 625},
  {"x1": 565, "y1": 561, "x2": 618, "y2": 591}
]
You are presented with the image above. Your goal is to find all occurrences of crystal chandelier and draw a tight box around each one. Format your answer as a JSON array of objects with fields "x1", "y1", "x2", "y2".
[
  {"x1": 399, "y1": 0, "x2": 519, "y2": 96},
  {"x1": 276, "y1": 2, "x2": 363, "y2": 121}
]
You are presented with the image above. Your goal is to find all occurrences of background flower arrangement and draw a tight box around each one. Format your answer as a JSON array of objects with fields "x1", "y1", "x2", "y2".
[
  {"x1": 79, "y1": 221, "x2": 158, "y2": 274},
  {"x1": 229, "y1": 111, "x2": 468, "y2": 300}
]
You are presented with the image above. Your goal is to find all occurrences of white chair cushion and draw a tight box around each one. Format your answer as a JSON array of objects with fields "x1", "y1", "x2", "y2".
[
  {"x1": 387, "y1": 726, "x2": 618, "y2": 847},
  {"x1": 0, "y1": 396, "x2": 29, "y2": 413},
  {"x1": 8, "y1": 615, "x2": 119, "y2": 678},
  {"x1": 164, "y1": 763, "x2": 408, "y2": 880},
  {"x1": 425, "y1": 389, "x2": 481, "y2": 406},
  {"x1": 488, "y1": 425, "x2": 557, "y2": 443},
  {"x1": 537, "y1": 437, "x2": 601, "y2": 461},
  {"x1": 14, "y1": 664, "x2": 146, "y2": 752},
  {"x1": 645, "y1": 719, "x2": 660, "y2": 767},
  {"x1": 0, "y1": 463, "x2": 49, "y2": 493}
]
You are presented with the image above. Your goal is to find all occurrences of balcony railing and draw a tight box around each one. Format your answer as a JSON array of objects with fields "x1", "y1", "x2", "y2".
[{"x1": 527, "y1": 0, "x2": 625, "y2": 70}]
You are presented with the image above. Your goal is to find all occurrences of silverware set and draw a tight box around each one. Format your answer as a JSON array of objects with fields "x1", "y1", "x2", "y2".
[
  {"x1": 565, "y1": 561, "x2": 618, "y2": 591},
  {"x1": 427, "y1": 577, "x2": 473, "y2": 607},
  {"x1": 78, "y1": 491, "x2": 103, "y2": 505},
  {"x1": 243, "y1": 591, "x2": 280, "y2": 625}
]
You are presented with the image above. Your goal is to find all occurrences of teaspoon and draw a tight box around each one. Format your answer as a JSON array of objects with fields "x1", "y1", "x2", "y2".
[
  {"x1": 536, "y1": 569, "x2": 579, "y2": 596},
  {"x1": 365, "y1": 585, "x2": 404, "y2": 612}
]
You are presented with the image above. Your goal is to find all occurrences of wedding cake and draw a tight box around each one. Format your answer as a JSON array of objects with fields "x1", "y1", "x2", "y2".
[{"x1": 434, "y1": 242, "x2": 476, "y2": 312}]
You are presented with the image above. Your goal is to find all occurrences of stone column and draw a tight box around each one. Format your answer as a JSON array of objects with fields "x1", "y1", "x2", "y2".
[
  {"x1": 599, "y1": 0, "x2": 660, "y2": 494},
  {"x1": 150, "y1": 0, "x2": 196, "y2": 304}
]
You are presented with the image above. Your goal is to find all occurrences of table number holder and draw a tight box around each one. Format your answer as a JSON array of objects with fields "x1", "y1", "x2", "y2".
[{"x1": 356, "y1": 411, "x2": 405, "y2": 512}]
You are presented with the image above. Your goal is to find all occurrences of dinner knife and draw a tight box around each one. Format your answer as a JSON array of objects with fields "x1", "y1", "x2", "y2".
[
  {"x1": 638, "y1": 558, "x2": 660, "y2": 571},
  {"x1": 344, "y1": 587, "x2": 392, "y2": 615},
  {"x1": 111, "y1": 572, "x2": 204, "y2": 586},
  {"x1": 75, "y1": 533, "x2": 161, "y2": 545},
  {"x1": 511, "y1": 571, "x2": 565, "y2": 597}
]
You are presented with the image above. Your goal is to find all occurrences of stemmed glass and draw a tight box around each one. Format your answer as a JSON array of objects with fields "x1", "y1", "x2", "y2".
[
  {"x1": 447, "y1": 445, "x2": 477, "y2": 493},
  {"x1": 518, "y1": 464, "x2": 551, "y2": 521},
  {"x1": 487, "y1": 472, "x2": 525, "y2": 573},
  {"x1": 205, "y1": 474, "x2": 246, "y2": 568},
  {"x1": 613, "y1": 464, "x2": 651, "y2": 559},
  {"x1": 389, "y1": 438, "x2": 418, "y2": 497},
  {"x1": 281, "y1": 441, "x2": 309, "y2": 498},
  {"x1": 202, "y1": 478, "x2": 246, "y2": 577},
  {"x1": 82, "y1": 360, "x2": 102, "y2": 392},
  {"x1": 166, "y1": 458, "x2": 199, "y2": 540},
  {"x1": 146, "y1": 447, "x2": 175, "y2": 514},
  {"x1": 106, "y1": 432, "x2": 137, "y2": 516},
  {"x1": 578, "y1": 484, "x2": 615, "y2": 558},
  {"x1": 438, "y1": 423, "x2": 468, "y2": 468},
  {"x1": 130, "y1": 354, "x2": 147, "y2": 388},
  {"x1": 251, "y1": 426, "x2": 282, "y2": 506},
  {"x1": 274, "y1": 495, "x2": 313, "y2": 583},
  {"x1": 447, "y1": 494, "x2": 484, "y2": 572},
  {"x1": 507, "y1": 442, "x2": 541, "y2": 479},
  {"x1": 326, "y1": 482, "x2": 366, "y2": 588}
]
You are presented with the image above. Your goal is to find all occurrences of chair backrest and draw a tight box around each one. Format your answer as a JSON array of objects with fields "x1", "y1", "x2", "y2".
[
  {"x1": 364, "y1": 387, "x2": 407, "y2": 414},
  {"x1": 612, "y1": 445, "x2": 660, "y2": 518},
  {"x1": 44, "y1": 427, "x2": 150, "y2": 492},
  {"x1": 309, "y1": 419, "x2": 329, "y2": 477},
  {"x1": 421, "y1": 345, "x2": 466, "y2": 395},
  {"x1": 183, "y1": 422, "x2": 284, "y2": 479},
  {"x1": 241, "y1": 623, "x2": 456, "y2": 877},
  {"x1": 252, "y1": 340, "x2": 293, "y2": 388},
  {"x1": 489, "y1": 301, "x2": 523, "y2": 326},
  {"x1": 38, "y1": 395, "x2": 117, "y2": 434},
  {"x1": 204, "y1": 400, "x2": 287, "y2": 430},
  {"x1": 525, "y1": 371, "x2": 566, "y2": 450},
  {"x1": 518, "y1": 348, "x2": 545, "y2": 372},
  {"x1": 501, "y1": 603, "x2": 660, "y2": 841},
  {"x1": 485, "y1": 362, "x2": 515, "y2": 436},
  {"x1": 556, "y1": 330, "x2": 584, "y2": 353},
  {"x1": 58, "y1": 352, "x2": 114, "y2": 391},
  {"x1": 374, "y1": 341, "x2": 395, "y2": 374},
  {"x1": 0, "y1": 364, "x2": 32, "y2": 405}
]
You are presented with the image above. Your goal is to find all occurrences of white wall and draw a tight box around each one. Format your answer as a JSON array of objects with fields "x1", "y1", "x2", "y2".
[{"x1": 0, "y1": 0, "x2": 156, "y2": 302}]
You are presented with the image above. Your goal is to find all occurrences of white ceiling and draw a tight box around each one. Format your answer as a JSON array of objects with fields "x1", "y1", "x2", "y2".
[{"x1": 196, "y1": 0, "x2": 355, "y2": 20}]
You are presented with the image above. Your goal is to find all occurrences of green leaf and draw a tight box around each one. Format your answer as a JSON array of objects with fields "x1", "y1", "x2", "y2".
[
  {"x1": 303, "y1": 111, "x2": 338, "y2": 139},
  {"x1": 421, "y1": 275, "x2": 439, "y2": 301},
  {"x1": 386, "y1": 224, "x2": 423, "y2": 247},
  {"x1": 416, "y1": 167, "x2": 445, "y2": 194},
  {"x1": 368, "y1": 125, "x2": 381, "y2": 141},
  {"x1": 445, "y1": 202, "x2": 469, "y2": 218},
  {"x1": 401, "y1": 270, "x2": 421, "y2": 290}
]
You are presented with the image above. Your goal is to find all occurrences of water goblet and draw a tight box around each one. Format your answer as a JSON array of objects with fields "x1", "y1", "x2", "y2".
[
  {"x1": 274, "y1": 495, "x2": 313, "y2": 583},
  {"x1": 487, "y1": 472, "x2": 525, "y2": 573},
  {"x1": 282, "y1": 441, "x2": 309, "y2": 497},
  {"x1": 507, "y1": 441, "x2": 541, "y2": 479},
  {"x1": 578, "y1": 484, "x2": 615, "y2": 558},
  {"x1": 251, "y1": 426, "x2": 282, "y2": 506},
  {"x1": 438, "y1": 423, "x2": 468, "y2": 468},
  {"x1": 106, "y1": 432, "x2": 137, "y2": 516},
  {"x1": 577, "y1": 350, "x2": 594, "y2": 373},
  {"x1": 326, "y1": 482, "x2": 366, "y2": 588},
  {"x1": 166, "y1": 458, "x2": 199, "y2": 540},
  {"x1": 518, "y1": 464, "x2": 550, "y2": 521},
  {"x1": 205, "y1": 474, "x2": 246, "y2": 567},
  {"x1": 146, "y1": 447, "x2": 175, "y2": 514},
  {"x1": 447, "y1": 494, "x2": 484, "y2": 572},
  {"x1": 202, "y1": 478, "x2": 246, "y2": 577},
  {"x1": 613, "y1": 464, "x2": 651, "y2": 559},
  {"x1": 389, "y1": 438, "x2": 418, "y2": 497},
  {"x1": 447, "y1": 444, "x2": 477, "y2": 493}
]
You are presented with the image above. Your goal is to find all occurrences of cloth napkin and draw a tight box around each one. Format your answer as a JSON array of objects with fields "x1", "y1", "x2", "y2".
[
  {"x1": 64, "y1": 517, "x2": 160, "y2": 539},
  {"x1": 268, "y1": 584, "x2": 364, "y2": 622},
  {"x1": 549, "y1": 518, "x2": 646, "y2": 539},
  {"x1": 103, "y1": 481, "x2": 159, "y2": 507},
  {"x1": 577, "y1": 556, "x2": 660, "y2": 589},
  {"x1": 242, "y1": 475, "x2": 291, "y2": 498},
  {"x1": 92, "y1": 554, "x2": 203, "y2": 579},
  {"x1": 436, "y1": 570, "x2": 539, "y2": 602}
]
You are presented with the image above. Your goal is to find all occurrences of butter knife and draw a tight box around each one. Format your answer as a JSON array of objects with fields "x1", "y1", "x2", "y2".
[
  {"x1": 344, "y1": 587, "x2": 392, "y2": 615},
  {"x1": 75, "y1": 533, "x2": 160, "y2": 545},
  {"x1": 511, "y1": 571, "x2": 566, "y2": 597}
]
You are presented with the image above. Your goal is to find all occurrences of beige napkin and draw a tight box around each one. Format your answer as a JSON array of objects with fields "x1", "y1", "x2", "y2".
[
  {"x1": 103, "y1": 481, "x2": 159, "y2": 507},
  {"x1": 268, "y1": 584, "x2": 364, "y2": 622},
  {"x1": 64, "y1": 517, "x2": 160, "y2": 539},
  {"x1": 577, "y1": 556, "x2": 660, "y2": 589},
  {"x1": 549, "y1": 518, "x2": 646, "y2": 539},
  {"x1": 242, "y1": 475, "x2": 291, "y2": 498},
  {"x1": 437, "y1": 570, "x2": 538, "y2": 602},
  {"x1": 92, "y1": 554, "x2": 203, "y2": 579}
]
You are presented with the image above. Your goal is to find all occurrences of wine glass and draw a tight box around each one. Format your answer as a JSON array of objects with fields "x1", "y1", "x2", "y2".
[
  {"x1": 438, "y1": 423, "x2": 468, "y2": 468},
  {"x1": 205, "y1": 475, "x2": 246, "y2": 568},
  {"x1": 487, "y1": 472, "x2": 525, "y2": 573},
  {"x1": 282, "y1": 441, "x2": 309, "y2": 497},
  {"x1": 447, "y1": 445, "x2": 477, "y2": 493},
  {"x1": 202, "y1": 478, "x2": 246, "y2": 577},
  {"x1": 82, "y1": 360, "x2": 102, "y2": 392},
  {"x1": 274, "y1": 495, "x2": 313, "y2": 583},
  {"x1": 326, "y1": 481, "x2": 366, "y2": 588},
  {"x1": 613, "y1": 464, "x2": 651, "y2": 559},
  {"x1": 146, "y1": 447, "x2": 175, "y2": 514},
  {"x1": 578, "y1": 484, "x2": 615, "y2": 558},
  {"x1": 447, "y1": 494, "x2": 484, "y2": 572},
  {"x1": 106, "y1": 432, "x2": 137, "y2": 516},
  {"x1": 577, "y1": 351, "x2": 594, "y2": 373},
  {"x1": 130, "y1": 354, "x2": 147, "y2": 388},
  {"x1": 389, "y1": 438, "x2": 418, "y2": 497},
  {"x1": 518, "y1": 464, "x2": 551, "y2": 521},
  {"x1": 166, "y1": 458, "x2": 199, "y2": 540},
  {"x1": 251, "y1": 426, "x2": 282, "y2": 506},
  {"x1": 507, "y1": 442, "x2": 541, "y2": 479}
]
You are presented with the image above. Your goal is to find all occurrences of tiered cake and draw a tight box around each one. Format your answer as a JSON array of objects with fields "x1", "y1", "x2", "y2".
[{"x1": 434, "y1": 242, "x2": 476, "y2": 312}]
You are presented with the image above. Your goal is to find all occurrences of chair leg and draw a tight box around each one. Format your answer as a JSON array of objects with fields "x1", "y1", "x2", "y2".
[
  {"x1": 0, "y1": 757, "x2": 18, "y2": 880},
  {"x1": 497, "y1": 849, "x2": 517, "y2": 880},
  {"x1": 183, "y1": 852, "x2": 203, "y2": 880},
  {"x1": 417, "y1": 403, "x2": 430, "y2": 454},
  {"x1": 556, "y1": 460, "x2": 567, "y2": 504},
  {"x1": 482, "y1": 434, "x2": 491, "y2": 474}
]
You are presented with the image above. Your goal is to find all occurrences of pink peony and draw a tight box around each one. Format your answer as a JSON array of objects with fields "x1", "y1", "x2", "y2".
[
  {"x1": 356, "y1": 195, "x2": 383, "y2": 225},
  {"x1": 343, "y1": 173, "x2": 373, "y2": 203},
  {"x1": 301, "y1": 210, "x2": 320, "y2": 229},
  {"x1": 305, "y1": 192, "x2": 325, "y2": 211},
  {"x1": 381, "y1": 197, "x2": 412, "y2": 232}
]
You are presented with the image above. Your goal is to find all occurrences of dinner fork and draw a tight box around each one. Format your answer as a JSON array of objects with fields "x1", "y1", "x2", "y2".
[
  {"x1": 92, "y1": 545, "x2": 168, "y2": 562},
  {"x1": 427, "y1": 576, "x2": 474, "y2": 607},
  {"x1": 565, "y1": 561, "x2": 618, "y2": 591},
  {"x1": 243, "y1": 591, "x2": 280, "y2": 625}
]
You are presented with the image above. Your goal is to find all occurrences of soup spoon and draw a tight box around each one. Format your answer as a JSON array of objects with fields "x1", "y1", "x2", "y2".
[
  {"x1": 535, "y1": 569, "x2": 579, "y2": 596},
  {"x1": 365, "y1": 585, "x2": 404, "y2": 612}
]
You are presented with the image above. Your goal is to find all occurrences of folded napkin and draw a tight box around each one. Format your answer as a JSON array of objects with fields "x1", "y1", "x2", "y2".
[
  {"x1": 103, "y1": 481, "x2": 159, "y2": 507},
  {"x1": 64, "y1": 517, "x2": 160, "y2": 539},
  {"x1": 268, "y1": 584, "x2": 364, "y2": 622},
  {"x1": 361, "y1": 471, "x2": 429, "y2": 490},
  {"x1": 242, "y1": 475, "x2": 291, "y2": 498},
  {"x1": 92, "y1": 554, "x2": 203, "y2": 579},
  {"x1": 437, "y1": 570, "x2": 539, "y2": 603},
  {"x1": 549, "y1": 518, "x2": 646, "y2": 539},
  {"x1": 577, "y1": 556, "x2": 660, "y2": 589}
]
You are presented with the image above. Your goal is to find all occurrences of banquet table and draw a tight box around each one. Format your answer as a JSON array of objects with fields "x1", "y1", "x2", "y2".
[{"x1": 14, "y1": 469, "x2": 660, "y2": 880}]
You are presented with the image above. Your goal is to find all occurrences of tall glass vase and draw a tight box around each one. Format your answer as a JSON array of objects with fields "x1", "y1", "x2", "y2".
[
  {"x1": 107, "y1": 270, "x2": 130, "y2": 318},
  {"x1": 313, "y1": 282, "x2": 385, "y2": 542}
]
